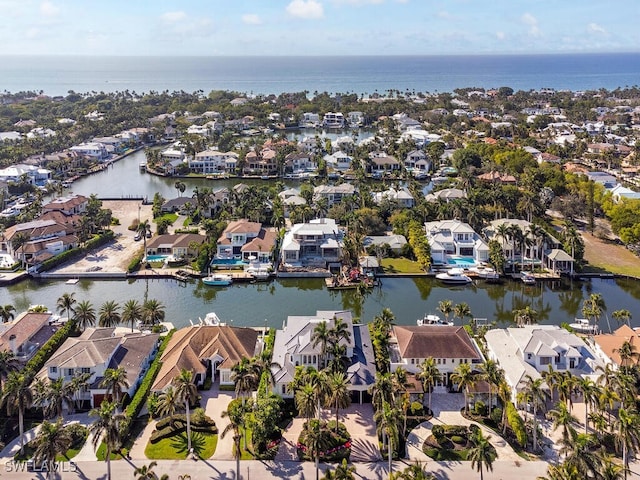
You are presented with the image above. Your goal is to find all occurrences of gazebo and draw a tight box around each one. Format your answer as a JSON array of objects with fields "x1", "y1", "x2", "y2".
[{"x1": 546, "y1": 249, "x2": 574, "y2": 275}]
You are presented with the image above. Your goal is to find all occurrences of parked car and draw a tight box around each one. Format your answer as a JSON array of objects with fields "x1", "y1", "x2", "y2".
[{"x1": 134, "y1": 232, "x2": 142, "y2": 241}]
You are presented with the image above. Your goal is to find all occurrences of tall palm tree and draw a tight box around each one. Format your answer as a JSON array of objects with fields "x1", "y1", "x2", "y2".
[
  {"x1": 326, "y1": 458, "x2": 356, "y2": 480},
  {"x1": 453, "y1": 302, "x2": 472, "y2": 325},
  {"x1": 98, "y1": 300, "x2": 121, "y2": 328},
  {"x1": 416, "y1": 357, "x2": 441, "y2": 414},
  {"x1": 0, "y1": 304, "x2": 16, "y2": 323},
  {"x1": 548, "y1": 401, "x2": 578, "y2": 447},
  {"x1": 122, "y1": 299, "x2": 143, "y2": 333},
  {"x1": 612, "y1": 309, "x2": 632, "y2": 328},
  {"x1": 0, "y1": 350, "x2": 19, "y2": 391},
  {"x1": 100, "y1": 367, "x2": 129, "y2": 412},
  {"x1": 42, "y1": 377, "x2": 74, "y2": 418},
  {"x1": 304, "y1": 419, "x2": 331, "y2": 480},
  {"x1": 312, "y1": 320, "x2": 331, "y2": 369},
  {"x1": 374, "y1": 401, "x2": 401, "y2": 479},
  {"x1": 68, "y1": 372, "x2": 92, "y2": 413},
  {"x1": 324, "y1": 371, "x2": 351, "y2": 432},
  {"x1": 582, "y1": 293, "x2": 606, "y2": 331},
  {"x1": 221, "y1": 406, "x2": 242, "y2": 480},
  {"x1": 173, "y1": 369, "x2": 198, "y2": 455},
  {"x1": 480, "y1": 359, "x2": 503, "y2": 416},
  {"x1": 1, "y1": 371, "x2": 33, "y2": 454},
  {"x1": 157, "y1": 385, "x2": 182, "y2": 426},
  {"x1": 231, "y1": 357, "x2": 259, "y2": 403},
  {"x1": 520, "y1": 374, "x2": 546, "y2": 452},
  {"x1": 142, "y1": 298, "x2": 165, "y2": 327},
  {"x1": 562, "y1": 432, "x2": 604, "y2": 479},
  {"x1": 614, "y1": 340, "x2": 639, "y2": 371},
  {"x1": 577, "y1": 377, "x2": 599, "y2": 435},
  {"x1": 451, "y1": 363, "x2": 476, "y2": 415},
  {"x1": 73, "y1": 300, "x2": 96, "y2": 332},
  {"x1": 437, "y1": 300, "x2": 453, "y2": 323},
  {"x1": 370, "y1": 372, "x2": 394, "y2": 412},
  {"x1": 134, "y1": 461, "x2": 168, "y2": 480},
  {"x1": 613, "y1": 407, "x2": 640, "y2": 480},
  {"x1": 57, "y1": 292, "x2": 77, "y2": 323},
  {"x1": 468, "y1": 429, "x2": 497, "y2": 480},
  {"x1": 138, "y1": 220, "x2": 152, "y2": 261},
  {"x1": 89, "y1": 400, "x2": 124, "y2": 480},
  {"x1": 31, "y1": 418, "x2": 72, "y2": 480},
  {"x1": 513, "y1": 305, "x2": 538, "y2": 327}
]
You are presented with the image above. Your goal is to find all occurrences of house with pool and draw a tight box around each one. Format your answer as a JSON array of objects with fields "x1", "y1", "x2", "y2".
[
  {"x1": 424, "y1": 219, "x2": 489, "y2": 267},
  {"x1": 214, "y1": 219, "x2": 277, "y2": 267},
  {"x1": 144, "y1": 233, "x2": 206, "y2": 263}
]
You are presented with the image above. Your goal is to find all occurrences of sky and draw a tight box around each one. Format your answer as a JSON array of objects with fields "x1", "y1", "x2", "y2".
[{"x1": 2, "y1": 0, "x2": 639, "y2": 56}]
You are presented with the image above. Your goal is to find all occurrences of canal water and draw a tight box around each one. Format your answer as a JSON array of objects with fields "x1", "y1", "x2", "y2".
[{"x1": 29, "y1": 149, "x2": 640, "y2": 330}]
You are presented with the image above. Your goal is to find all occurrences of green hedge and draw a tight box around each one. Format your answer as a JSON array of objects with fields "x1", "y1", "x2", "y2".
[
  {"x1": 23, "y1": 319, "x2": 77, "y2": 382},
  {"x1": 150, "y1": 410, "x2": 217, "y2": 444},
  {"x1": 39, "y1": 231, "x2": 115, "y2": 272},
  {"x1": 127, "y1": 252, "x2": 143, "y2": 273},
  {"x1": 120, "y1": 330, "x2": 174, "y2": 438}
]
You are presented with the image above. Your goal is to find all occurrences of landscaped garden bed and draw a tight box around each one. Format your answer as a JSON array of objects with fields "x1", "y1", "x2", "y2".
[
  {"x1": 423, "y1": 424, "x2": 482, "y2": 461},
  {"x1": 296, "y1": 419, "x2": 351, "y2": 463}
]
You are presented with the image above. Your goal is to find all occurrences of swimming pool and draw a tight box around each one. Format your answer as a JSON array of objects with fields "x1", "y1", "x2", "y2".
[
  {"x1": 447, "y1": 256, "x2": 476, "y2": 267},
  {"x1": 146, "y1": 254, "x2": 168, "y2": 262},
  {"x1": 211, "y1": 258, "x2": 246, "y2": 266}
]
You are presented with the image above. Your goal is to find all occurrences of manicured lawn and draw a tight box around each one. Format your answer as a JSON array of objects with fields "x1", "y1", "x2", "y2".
[
  {"x1": 380, "y1": 258, "x2": 425, "y2": 274},
  {"x1": 154, "y1": 213, "x2": 178, "y2": 225},
  {"x1": 145, "y1": 431, "x2": 217, "y2": 460},
  {"x1": 239, "y1": 427, "x2": 254, "y2": 460},
  {"x1": 96, "y1": 417, "x2": 149, "y2": 461}
]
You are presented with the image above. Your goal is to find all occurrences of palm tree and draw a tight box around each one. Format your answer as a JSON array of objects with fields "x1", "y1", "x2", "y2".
[
  {"x1": 142, "y1": 298, "x2": 165, "y2": 327},
  {"x1": 370, "y1": 372, "x2": 394, "y2": 412},
  {"x1": 89, "y1": 400, "x2": 124, "y2": 480},
  {"x1": 577, "y1": 377, "x2": 599, "y2": 435},
  {"x1": 100, "y1": 367, "x2": 129, "y2": 412},
  {"x1": 324, "y1": 458, "x2": 356, "y2": 480},
  {"x1": 480, "y1": 359, "x2": 503, "y2": 417},
  {"x1": 520, "y1": 374, "x2": 546, "y2": 452},
  {"x1": 451, "y1": 363, "x2": 476, "y2": 415},
  {"x1": 31, "y1": 418, "x2": 72, "y2": 480},
  {"x1": 138, "y1": 219, "x2": 152, "y2": 260},
  {"x1": 73, "y1": 300, "x2": 96, "y2": 331},
  {"x1": 375, "y1": 401, "x2": 401, "y2": 479},
  {"x1": 157, "y1": 385, "x2": 182, "y2": 425},
  {"x1": 453, "y1": 302, "x2": 472, "y2": 325},
  {"x1": 122, "y1": 299, "x2": 143, "y2": 333},
  {"x1": 513, "y1": 305, "x2": 538, "y2": 327},
  {"x1": 468, "y1": 429, "x2": 497, "y2": 480},
  {"x1": 231, "y1": 357, "x2": 259, "y2": 403},
  {"x1": 612, "y1": 309, "x2": 632, "y2": 328},
  {"x1": 548, "y1": 401, "x2": 578, "y2": 447},
  {"x1": 582, "y1": 293, "x2": 606, "y2": 331},
  {"x1": 562, "y1": 432, "x2": 604, "y2": 479},
  {"x1": 68, "y1": 372, "x2": 92, "y2": 413},
  {"x1": 416, "y1": 357, "x2": 441, "y2": 414},
  {"x1": 42, "y1": 377, "x2": 74, "y2": 418},
  {"x1": 437, "y1": 300, "x2": 453, "y2": 323},
  {"x1": 324, "y1": 371, "x2": 351, "y2": 432},
  {"x1": 173, "y1": 369, "x2": 198, "y2": 455},
  {"x1": 613, "y1": 407, "x2": 640, "y2": 480},
  {"x1": 312, "y1": 320, "x2": 331, "y2": 369},
  {"x1": 98, "y1": 300, "x2": 121, "y2": 328},
  {"x1": 304, "y1": 419, "x2": 331, "y2": 480},
  {"x1": 296, "y1": 383, "x2": 318, "y2": 422},
  {"x1": 614, "y1": 340, "x2": 639, "y2": 370},
  {"x1": 134, "y1": 461, "x2": 168, "y2": 480},
  {"x1": 1, "y1": 371, "x2": 33, "y2": 454},
  {"x1": 0, "y1": 350, "x2": 19, "y2": 391},
  {"x1": 57, "y1": 292, "x2": 76, "y2": 323},
  {"x1": 0, "y1": 304, "x2": 16, "y2": 323},
  {"x1": 221, "y1": 406, "x2": 242, "y2": 480}
]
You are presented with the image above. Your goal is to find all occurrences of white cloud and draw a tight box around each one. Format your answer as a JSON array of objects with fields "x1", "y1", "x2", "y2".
[
  {"x1": 161, "y1": 11, "x2": 188, "y2": 23},
  {"x1": 332, "y1": 0, "x2": 383, "y2": 4},
  {"x1": 286, "y1": 0, "x2": 324, "y2": 19},
  {"x1": 588, "y1": 22, "x2": 607, "y2": 35},
  {"x1": 496, "y1": 31, "x2": 505, "y2": 41},
  {"x1": 40, "y1": 0, "x2": 59, "y2": 17},
  {"x1": 242, "y1": 14, "x2": 262, "y2": 25},
  {"x1": 521, "y1": 12, "x2": 540, "y2": 37}
]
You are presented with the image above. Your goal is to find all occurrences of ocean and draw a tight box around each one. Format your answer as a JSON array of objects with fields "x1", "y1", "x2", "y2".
[{"x1": 2, "y1": 53, "x2": 640, "y2": 97}]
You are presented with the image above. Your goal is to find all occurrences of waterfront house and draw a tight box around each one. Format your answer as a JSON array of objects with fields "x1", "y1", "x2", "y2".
[
  {"x1": 300, "y1": 112, "x2": 320, "y2": 128},
  {"x1": 367, "y1": 152, "x2": 401, "y2": 176},
  {"x1": 38, "y1": 328, "x2": 160, "y2": 409},
  {"x1": 145, "y1": 233, "x2": 206, "y2": 260},
  {"x1": 591, "y1": 325, "x2": 640, "y2": 370},
  {"x1": 43, "y1": 194, "x2": 88, "y2": 216},
  {"x1": 216, "y1": 219, "x2": 277, "y2": 265},
  {"x1": 313, "y1": 183, "x2": 356, "y2": 208},
  {"x1": 160, "y1": 197, "x2": 193, "y2": 214},
  {"x1": 477, "y1": 171, "x2": 517, "y2": 185},
  {"x1": 69, "y1": 142, "x2": 109, "y2": 161},
  {"x1": 323, "y1": 112, "x2": 345, "y2": 128},
  {"x1": 271, "y1": 310, "x2": 376, "y2": 403},
  {"x1": 372, "y1": 187, "x2": 415, "y2": 208},
  {"x1": 404, "y1": 150, "x2": 431, "y2": 173},
  {"x1": 3, "y1": 219, "x2": 77, "y2": 267},
  {"x1": 389, "y1": 325, "x2": 484, "y2": 391},
  {"x1": 424, "y1": 219, "x2": 489, "y2": 266},
  {"x1": 0, "y1": 164, "x2": 51, "y2": 186},
  {"x1": 280, "y1": 218, "x2": 343, "y2": 268},
  {"x1": 363, "y1": 234, "x2": 407, "y2": 255},
  {"x1": 243, "y1": 148, "x2": 278, "y2": 176},
  {"x1": 484, "y1": 325, "x2": 603, "y2": 403},
  {"x1": 0, "y1": 311, "x2": 59, "y2": 364},
  {"x1": 424, "y1": 188, "x2": 467, "y2": 203},
  {"x1": 324, "y1": 151, "x2": 353, "y2": 171},
  {"x1": 151, "y1": 325, "x2": 260, "y2": 391},
  {"x1": 347, "y1": 111, "x2": 365, "y2": 127},
  {"x1": 284, "y1": 152, "x2": 317, "y2": 173},
  {"x1": 189, "y1": 150, "x2": 238, "y2": 175}
]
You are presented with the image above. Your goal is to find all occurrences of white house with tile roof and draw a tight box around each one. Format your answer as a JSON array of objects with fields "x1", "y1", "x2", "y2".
[{"x1": 424, "y1": 219, "x2": 489, "y2": 265}]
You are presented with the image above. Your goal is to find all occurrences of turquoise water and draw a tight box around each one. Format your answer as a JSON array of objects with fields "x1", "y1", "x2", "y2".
[
  {"x1": 212, "y1": 258, "x2": 246, "y2": 266},
  {"x1": 447, "y1": 257, "x2": 476, "y2": 267},
  {"x1": 146, "y1": 254, "x2": 168, "y2": 262}
]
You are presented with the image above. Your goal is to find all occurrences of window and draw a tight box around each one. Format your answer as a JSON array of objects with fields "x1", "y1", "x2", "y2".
[
  {"x1": 411, "y1": 359, "x2": 415, "y2": 364},
  {"x1": 49, "y1": 366, "x2": 57, "y2": 374},
  {"x1": 540, "y1": 357, "x2": 551, "y2": 365},
  {"x1": 66, "y1": 368, "x2": 74, "y2": 376},
  {"x1": 437, "y1": 359, "x2": 441, "y2": 365},
  {"x1": 555, "y1": 355, "x2": 560, "y2": 364},
  {"x1": 443, "y1": 359, "x2": 446, "y2": 365},
  {"x1": 81, "y1": 368, "x2": 91, "y2": 374}
]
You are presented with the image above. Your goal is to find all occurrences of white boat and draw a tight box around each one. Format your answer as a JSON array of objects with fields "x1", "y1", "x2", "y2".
[
  {"x1": 435, "y1": 268, "x2": 472, "y2": 285},
  {"x1": 521, "y1": 272, "x2": 536, "y2": 285},
  {"x1": 247, "y1": 267, "x2": 270, "y2": 281},
  {"x1": 202, "y1": 273, "x2": 233, "y2": 286},
  {"x1": 569, "y1": 318, "x2": 598, "y2": 334},
  {"x1": 470, "y1": 266, "x2": 500, "y2": 282},
  {"x1": 199, "y1": 312, "x2": 227, "y2": 326},
  {"x1": 417, "y1": 314, "x2": 453, "y2": 326}
]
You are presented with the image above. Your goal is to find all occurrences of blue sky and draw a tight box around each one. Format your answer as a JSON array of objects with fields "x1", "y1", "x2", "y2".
[{"x1": 2, "y1": 0, "x2": 639, "y2": 56}]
